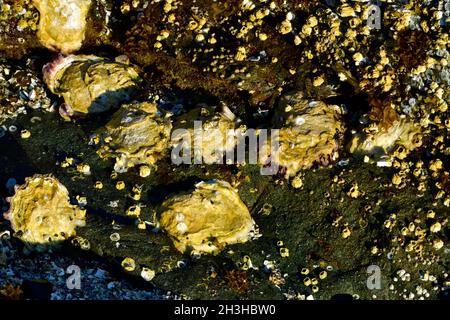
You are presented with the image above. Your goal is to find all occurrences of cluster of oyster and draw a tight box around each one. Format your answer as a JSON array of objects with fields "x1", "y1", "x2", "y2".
[
  {"x1": 1, "y1": 0, "x2": 446, "y2": 265},
  {"x1": 3, "y1": 175, "x2": 86, "y2": 250},
  {"x1": 96, "y1": 101, "x2": 173, "y2": 174},
  {"x1": 158, "y1": 180, "x2": 257, "y2": 254},
  {"x1": 1, "y1": 1, "x2": 147, "y2": 249}
]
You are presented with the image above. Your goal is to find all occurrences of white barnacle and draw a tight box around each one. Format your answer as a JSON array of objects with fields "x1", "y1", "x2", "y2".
[
  {"x1": 175, "y1": 212, "x2": 185, "y2": 221},
  {"x1": 295, "y1": 116, "x2": 306, "y2": 126},
  {"x1": 176, "y1": 222, "x2": 188, "y2": 234}
]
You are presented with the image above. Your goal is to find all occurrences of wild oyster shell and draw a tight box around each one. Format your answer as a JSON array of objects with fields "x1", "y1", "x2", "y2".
[
  {"x1": 43, "y1": 54, "x2": 141, "y2": 120},
  {"x1": 171, "y1": 105, "x2": 243, "y2": 165},
  {"x1": 260, "y1": 91, "x2": 344, "y2": 178},
  {"x1": 96, "y1": 101, "x2": 172, "y2": 174},
  {"x1": 158, "y1": 180, "x2": 257, "y2": 254},
  {"x1": 349, "y1": 117, "x2": 423, "y2": 159},
  {"x1": 3, "y1": 174, "x2": 86, "y2": 247},
  {"x1": 33, "y1": 0, "x2": 92, "y2": 53}
]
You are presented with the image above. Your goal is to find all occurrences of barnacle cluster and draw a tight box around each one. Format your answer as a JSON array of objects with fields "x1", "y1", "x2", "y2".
[
  {"x1": 43, "y1": 54, "x2": 141, "y2": 120},
  {"x1": 3, "y1": 175, "x2": 86, "y2": 248},
  {"x1": 297, "y1": 265, "x2": 330, "y2": 295},
  {"x1": 0, "y1": 60, "x2": 51, "y2": 124},
  {"x1": 0, "y1": 0, "x2": 39, "y2": 57},
  {"x1": 298, "y1": 2, "x2": 447, "y2": 163},
  {"x1": 224, "y1": 269, "x2": 249, "y2": 293},
  {"x1": 158, "y1": 180, "x2": 257, "y2": 254},
  {"x1": 96, "y1": 101, "x2": 173, "y2": 174},
  {"x1": 0, "y1": 0, "x2": 38, "y2": 31},
  {"x1": 371, "y1": 206, "x2": 448, "y2": 300}
]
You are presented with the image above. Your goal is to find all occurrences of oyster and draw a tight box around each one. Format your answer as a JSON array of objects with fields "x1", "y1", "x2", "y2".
[
  {"x1": 349, "y1": 118, "x2": 422, "y2": 159},
  {"x1": 260, "y1": 91, "x2": 344, "y2": 178},
  {"x1": 43, "y1": 54, "x2": 141, "y2": 120},
  {"x1": 171, "y1": 105, "x2": 243, "y2": 164},
  {"x1": 96, "y1": 101, "x2": 172, "y2": 174},
  {"x1": 33, "y1": 0, "x2": 92, "y2": 53},
  {"x1": 159, "y1": 180, "x2": 256, "y2": 254},
  {"x1": 3, "y1": 175, "x2": 86, "y2": 247}
]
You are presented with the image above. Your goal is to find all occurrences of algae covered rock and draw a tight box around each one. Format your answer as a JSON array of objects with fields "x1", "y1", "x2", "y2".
[
  {"x1": 96, "y1": 101, "x2": 173, "y2": 174},
  {"x1": 260, "y1": 91, "x2": 344, "y2": 178},
  {"x1": 159, "y1": 180, "x2": 257, "y2": 254},
  {"x1": 3, "y1": 175, "x2": 86, "y2": 247},
  {"x1": 33, "y1": 0, "x2": 92, "y2": 53},
  {"x1": 43, "y1": 54, "x2": 142, "y2": 120}
]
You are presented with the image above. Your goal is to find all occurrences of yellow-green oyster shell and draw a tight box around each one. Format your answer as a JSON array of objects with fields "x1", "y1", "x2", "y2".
[
  {"x1": 43, "y1": 55, "x2": 141, "y2": 119},
  {"x1": 171, "y1": 105, "x2": 242, "y2": 165},
  {"x1": 159, "y1": 180, "x2": 256, "y2": 254},
  {"x1": 33, "y1": 0, "x2": 92, "y2": 53},
  {"x1": 97, "y1": 101, "x2": 172, "y2": 173},
  {"x1": 349, "y1": 118, "x2": 423, "y2": 159},
  {"x1": 260, "y1": 91, "x2": 344, "y2": 178},
  {"x1": 5, "y1": 174, "x2": 86, "y2": 246}
]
